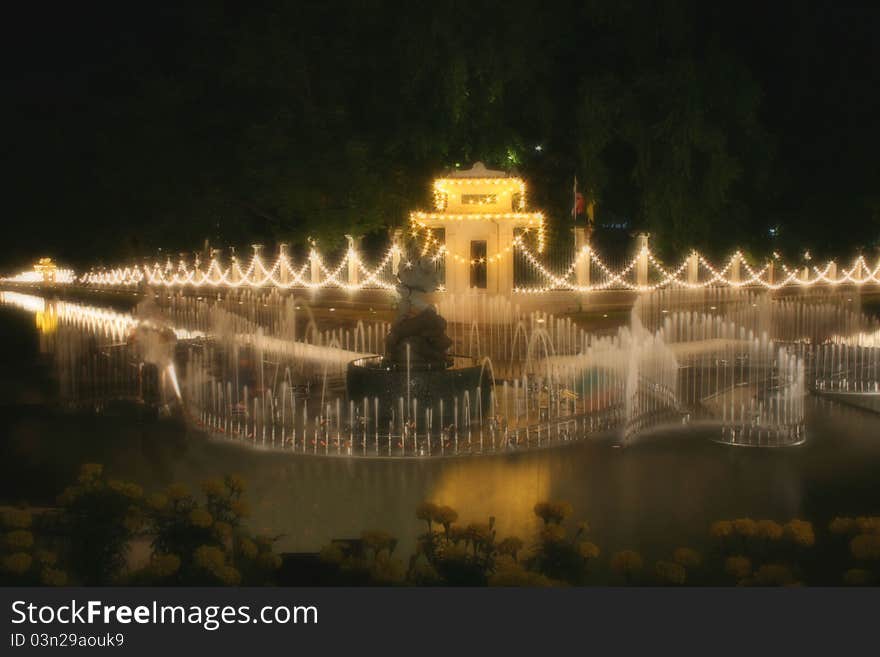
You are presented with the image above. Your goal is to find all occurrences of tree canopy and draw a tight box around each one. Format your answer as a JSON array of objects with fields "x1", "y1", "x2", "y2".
[{"x1": 3, "y1": 1, "x2": 878, "y2": 269}]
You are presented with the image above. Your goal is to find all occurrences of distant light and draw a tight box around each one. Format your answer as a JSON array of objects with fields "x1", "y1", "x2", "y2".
[
  {"x1": 536, "y1": 317, "x2": 545, "y2": 323},
  {"x1": 768, "y1": 226, "x2": 779, "y2": 237},
  {"x1": 710, "y1": 306, "x2": 717, "y2": 310},
  {"x1": 534, "y1": 144, "x2": 543, "y2": 152},
  {"x1": 329, "y1": 308, "x2": 336, "y2": 312}
]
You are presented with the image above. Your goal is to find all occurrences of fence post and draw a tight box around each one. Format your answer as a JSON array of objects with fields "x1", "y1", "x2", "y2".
[
  {"x1": 309, "y1": 239, "x2": 321, "y2": 286},
  {"x1": 730, "y1": 252, "x2": 741, "y2": 285},
  {"x1": 278, "y1": 243, "x2": 289, "y2": 286},
  {"x1": 574, "y1": 226, "x2": 590, "y2": 289},
  {"x1": 229, "y1": 247, "x2": 240, "y2": 286},
  {"x1": 687, "y1": 251, "x2": 699, "y2": 286},
  {"x1": 346, "y1": 234, "x2": 361, "y2": 287},
  {"x1": 636, "y1": 233, "x2": 649, "y2": 288},
  {"x1": 391, "y1": 229, "x2": 403, "y2": 278}
]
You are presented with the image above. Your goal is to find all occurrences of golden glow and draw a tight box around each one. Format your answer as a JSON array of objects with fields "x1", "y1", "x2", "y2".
[{"x1": 432, "y1": 176, "x2": 527, "y2": 211}]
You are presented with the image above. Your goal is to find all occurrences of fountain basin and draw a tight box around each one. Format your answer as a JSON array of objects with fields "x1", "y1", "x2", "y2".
[{"x1": 346, "y1": 356, "x2": 492, "y2": 427}]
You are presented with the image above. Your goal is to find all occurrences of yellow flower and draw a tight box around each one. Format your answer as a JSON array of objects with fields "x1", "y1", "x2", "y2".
[
  {"x1": 213, "y1": 521, "x2": 232, "y2": 541},
  {"x1": 194, "y1": 545, "x2": 226, "y2": 573},
  {"x1": 498, "y1": 536, "x2": 524, "y2": 558},
  {"x1": 849, "y1": 533, "x2": 880, "y2": 560},
  {"x1": 610, "y1": 550, "x2": 643, "y2": 576},
  {"x1": 218, "y1": 565, "x2": 241, "y2": 585},
  {"x1": 2, "y1": 508, "x2": 32, "y2": 529},
  {"x1": 433, "y1": 505, "x2": 459, "y2": 528},
  {"x1": 673, "y1": 547, "x2": 702, "y2": 568},
  {"x1": 146, "y1": 493, "x2": 168, "y2": 511},
  {"x1": 77, "y1": 463, "x2": 103, "y2": 484},
  {"x1": 733, "y1": 518, "x2": 758, "y2": 537},
  {"x1": 165, "y1": 483, "x2": 190, "y2": 501},
  {"x1": 754, "y1": 564, "x2": 794, "y2": 586},
  {"x1": 784, "y1": 519, "x2": 815, "y2": 547},
  {"x1": 150, "y1": 553, "x2": 181, "y2": 578},
  {"x1": 257, "y1": 552, "x2": 282, "y2": 570},
  {"x1": 533, "y1": 500, "x2": 573, "y2": 524},
  {"x1": 466, "y1": 523, "x2": 492, "y2": 544},
  {"x1": 254, "y1": 534, "x2": 274, "y2": 550},
  {"x1": 189, "y1": 509, "x2": 213, "y2": 529},
  {"x1": 225, "y1": 474, "x2": 245, "y2": 495},
  {"x1": 361, "y1": 530, "x2": 395, "y2": 553},
  {"x1": 829, "y1": 517, "x2": 856, "y2": 535},
  {"x1": 756, "y1": 520, "x2": 783, "y2": 540},
  {"x1": 34, "y1": 550, "x2": 57, "y2": 566},
  {"x1": 108, "y1": 480, "x2": 143, "y2": 499},
  {"x1": 121, "y1": 505, "x2": 144, "y2": 532},
  {"x1": 200, "y1": 478, "x2": 225, "y2": 498},
  {"x1": 540, "y1": 524, "x2": 566, "y2": 544},
  {"x1": 57, "y1": 486, "x2": 82, "y2": 506},
  {"x1": 489, "y1": 555, "x2": 558, "y2": 587},
  {"x1": 655, "y1": 560, "x2": 686, "y2": 585},
  {"x1": 855, "y1": 516, "x2": 880, "y2": 534},
  {"x1": 724, "y1": 555, "x2": 752, "y2": 579},
  {"x1": 843, "y1": 568, "x2": 873, "y2": 586},
  {"x1": 237, "y1": 537, "x2": 258, "y2": 560},
  {"x1": 578, "y1": 541, "x2": 600, "y2": 560},
  {"x1": 710, "y1": 520, "x2": 734, "y2": 539},
  {"x1": 416, "y1": 502, "x2": 439, "y2": 523},
  {"x1": 319, "y1": 544, "x2": 344, "y2": 565},
  {"x1": 40, "y1": 567, "x2": 68, "y2": 586},
  {"x1": 3, "y1": 552, "x2": 33, "y2": 575},
  {"x1": 5, "y1": 530, "x2": 34, "y2": 550}
]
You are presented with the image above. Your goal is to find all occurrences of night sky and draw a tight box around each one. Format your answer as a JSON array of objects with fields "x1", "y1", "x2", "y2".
[{"x1": 2, "y1": 1, "x2": 878, "y2": 270}]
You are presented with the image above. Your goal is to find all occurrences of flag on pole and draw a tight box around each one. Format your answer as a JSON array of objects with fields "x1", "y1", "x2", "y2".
[{"x1": 572, "y1": 177, "x2": 585, "y2": 222}]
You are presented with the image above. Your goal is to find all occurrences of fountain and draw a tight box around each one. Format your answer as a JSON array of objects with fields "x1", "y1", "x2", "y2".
[
  {"x1": 17, "y1": 281, "x2": 880, "y2": 456},
  {"x1": 346, "y1": 256, "x2": 491, "y2": 433}
]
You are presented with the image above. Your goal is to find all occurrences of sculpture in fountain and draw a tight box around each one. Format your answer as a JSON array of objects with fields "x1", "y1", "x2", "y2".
[
  {"x1": 385, "y1": 257, "x2": 453, "y2": 368},
  {"x1": 346, "y1": 256, "x2": 489, "y2": 429}
]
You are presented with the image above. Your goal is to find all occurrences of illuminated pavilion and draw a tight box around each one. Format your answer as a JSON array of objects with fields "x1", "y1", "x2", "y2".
[{"x1": 409, "y1": 162, "x2": 545, "y2": 296}]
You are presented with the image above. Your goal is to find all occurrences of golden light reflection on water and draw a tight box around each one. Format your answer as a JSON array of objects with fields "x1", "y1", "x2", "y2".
[{"x1": 426, "y1": 454, "x2": 552, "y2": 541}]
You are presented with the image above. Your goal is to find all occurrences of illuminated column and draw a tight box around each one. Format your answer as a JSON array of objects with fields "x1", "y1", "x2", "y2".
[
  {"x1": 392, "y1": 229, "x2": 403, "y2": 277},
  {"x1": 827, "y1": 261, "x2": 837, "y2": 283},
  {"x1": 346, "y1": 234, "x2": 362, "y2": 287},
  {"x1": 229, "y1": 247, "x2": 240, "y2": 285},
  {"x1": 309, "y1": 240, "x2": 321, "y2": 286},
  {"x1": 687, "y1": 251, "x2": 699, "y2": 285},
  {"x1": 140, "y1": 258, "x2": 151, "y2": 289},
  {"x1": 636, "y1": 233, "x2": 649, "y2": 288},
  {"x1": 730, "y1": 253, "x2": 741, "y2": 285},
  {"x1": 574, "y1": 226, "x2": 590, "y2": 289},
  {"x1": 210, "y1": 249, "x2": 220, "y2": 285},
  {"x1": 278, "y1": 243, "x2": 290, "y2": 286},
  {"x1": 251, "y1": 244, "x2": 264, "y2": 288},
  {"x1": 766, "y1": 260, "x2": 775, "y2": 286}
]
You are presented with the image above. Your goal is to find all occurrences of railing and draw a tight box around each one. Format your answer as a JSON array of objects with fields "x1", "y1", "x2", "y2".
[{"x1": 4, "y1": 236, "x2": 880, "y2": 293}]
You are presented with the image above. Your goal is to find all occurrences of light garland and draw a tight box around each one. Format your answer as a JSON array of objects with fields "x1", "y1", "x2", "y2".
[
  {"x1": 432, "y1": 176, "x2": 527, "y2": 211},
  {"x1": 4, "y1": 241, "x2": 878, "y2": 294}
]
